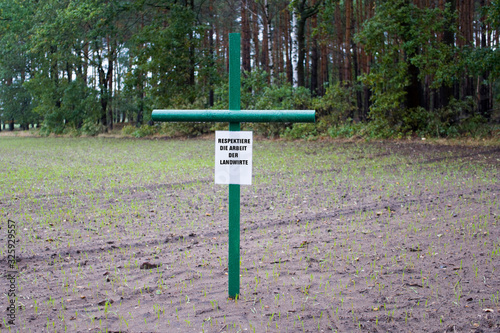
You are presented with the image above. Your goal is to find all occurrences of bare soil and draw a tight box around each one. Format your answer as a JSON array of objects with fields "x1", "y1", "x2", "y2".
[{"x1": 1, "y1": 139, "x2": 500, "y2": 333}]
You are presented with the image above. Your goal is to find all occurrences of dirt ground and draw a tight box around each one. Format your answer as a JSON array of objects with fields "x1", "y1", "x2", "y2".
[{"x1": 1, "y1": 138, "x2": 500, "y2": 332}]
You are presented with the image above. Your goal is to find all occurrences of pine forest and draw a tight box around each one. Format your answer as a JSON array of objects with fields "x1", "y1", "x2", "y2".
[{"x1": 0, "y1": 0, "x2": 499, "y2": 138}]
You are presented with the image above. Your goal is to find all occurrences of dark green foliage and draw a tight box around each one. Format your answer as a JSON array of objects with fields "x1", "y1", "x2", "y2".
[
  {"x1": 0, "y1": 0, "x2": 497, "y2": 138},
  {"x1": 0, "y1": 0, "x2": 37, "y2": 129},
  {"x1": 356, "y1": 1, "x2": 455, "y2": 124},
  {"x1": 312, "y1": 83, "x2": 357, "y2": 121},
  {"x1": 213, "y1": 71, "x2": 313, "y2": 137},
  {"x1": 127, "y1": 4, "x2": 203, "y2": 108},
  {"x1": 0, "y1": 81, "x2": 35, "y2": 130}
]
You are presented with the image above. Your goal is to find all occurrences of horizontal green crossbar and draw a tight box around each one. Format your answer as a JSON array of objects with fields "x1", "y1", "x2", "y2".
[{"x1": 152, "y1": 110, "x2": 315, "y2": 123}]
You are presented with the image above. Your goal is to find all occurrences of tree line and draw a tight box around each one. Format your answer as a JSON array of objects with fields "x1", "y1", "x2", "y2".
[{"x1": 0, "y1": 0, "x2": 498, "y2": 138}]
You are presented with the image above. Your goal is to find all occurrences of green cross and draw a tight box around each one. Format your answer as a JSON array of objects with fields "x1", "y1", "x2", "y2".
[{"x1": 152, "y1": 33, "x2": 315, "y2": 299}]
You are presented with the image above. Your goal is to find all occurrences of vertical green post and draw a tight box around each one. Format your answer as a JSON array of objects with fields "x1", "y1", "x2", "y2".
[{"x1": 228, "y1": 33, "x2": 241, "y2": 299}]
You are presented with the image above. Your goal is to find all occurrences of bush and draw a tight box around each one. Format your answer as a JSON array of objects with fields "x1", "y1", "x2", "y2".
[
  {"x1": 249, "y1": 75, "x2": 312, "y2": 138},
  {"x1": 452, "y1": 114, "x2": 489, "y2": 138},
  {"x1": 312, "y1": 82, "x2": 357, "y2": 121},
  {"x1": 121, "y1": 125, "x2": 137, "y2": 136},
  {"x1": 158, "y1": 122, "x2": 213, "y2": 137},
  {"x1": 281, "y1": 123, "x2": 318, "y2": 140},
  {"x1": 133, "y1": 124, "x2": 157, "y2": 138},
  {"x1": 63, "y1": 126, "x2": 81, "y2": 137},
  {"x1": 399, "y1": 97, "x2": 477, "y2": 137},
  {"x1": 81, "y1": 119, "x2": 105, "y2": 136},
  {"x1": 121, "y1": 124, "x2": 157, "y2": 137}
]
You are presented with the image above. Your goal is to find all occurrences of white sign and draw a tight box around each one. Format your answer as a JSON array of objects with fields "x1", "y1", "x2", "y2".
[{"x1": 215, "y1": 131, "x2": 253, "y2": 185}]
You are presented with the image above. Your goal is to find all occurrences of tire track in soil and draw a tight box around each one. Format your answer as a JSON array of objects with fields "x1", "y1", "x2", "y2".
[{"x1": 11, "y1": 183, "x2": 499, "y2": 276}]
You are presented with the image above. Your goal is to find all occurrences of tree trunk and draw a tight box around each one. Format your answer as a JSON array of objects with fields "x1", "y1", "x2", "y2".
[
  {"x1": 352, "y1": 41, "x2": 362, "y2": 121},
  {"x1": 294, "y1": 0, "x2": 321, "y2": 87},
  {"x1": 83, "y1": 42, "x2": 89, "y2": 85},
  {"x1": 225, "y1": 31, "x2": 230, "y2": 73},
  {"x1": 335, "y1": 2, "x2": 343, "y2": 82},
  {"x1": 478, "y1": 0, "x2": 490, "y2": 118},
  {"x1": 344, "y1": 0, "x2": 352, "y2": 82},
  {"x1": 251, "y1": 0, "x2": 260, "y2": 70},
  {"x1": 296, "y1": 12, "x2": 306, "y2": 87},
  {"x1": 50, "y1": 45, "x2": 60, "y2": 111},
  {"x1": 209, "y1": 26, "x2": 215, "y2": 107},
  {"x1": 136, "y1": 72, "x2": 144, "y2": 127},
  {"x1": 310, "y1": 39, "x2": 318, "y2": 95},
  {"x1": 187, "y1": 0, "x2": 195, "y2": 101},
  {"x1": 285, "y1": 9, "x2": 293, "y2": 84},
  {"x1": 319, "y1": 44, "x2": 328, "y2": 96},
  {"x1": 66, "y1": 62, "x2": 72, "y2": 83},
  {"x1": 405, "y1": 57, "x2": 422, "y2": 109},
  {"x1": 95, "y1": 41, "x2": 109, "y2": 131},
  {"x1": 400, "y1": 0, "x2": 422, "y2": 109},
  {"x1": 363, "y1": 86, "x2": 371, "y2": 119},
  {"x1": 272, "y1": 15, "x2": 283, "y2": 78},
  {"x1": 107, "y1": 36, "x2": 114, "y2": 131},
  {"x1": 208, "y1": 0, "x2": 215, "y2": 107},
  {"x1": 267, "y1": 6, "x2": 273, "y2": 79},
  {"x1": 241, "y1": 0, "x2": 251, "y2": 72},
  {"x1": 310, "y1": 11, "x2": 319, "y2": 95},
  {"x1": 438, "y1": 0, "x2": 456, "y2": 109},
  {"x1": 261, "y1": 0, "x2": 270, "y2": 75}
]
